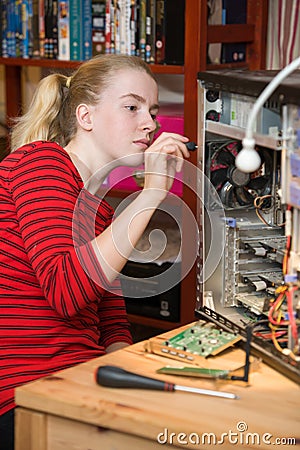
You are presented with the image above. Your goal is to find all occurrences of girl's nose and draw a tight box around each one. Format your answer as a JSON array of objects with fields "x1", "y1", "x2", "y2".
[{"x1": 141, "y1": 112, "x2": 157, "y2": 132}]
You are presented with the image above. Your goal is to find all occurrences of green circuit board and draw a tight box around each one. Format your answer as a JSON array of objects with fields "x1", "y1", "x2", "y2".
[
  {"x1": 157, "y1": 366, "x2": 230, "y2": 379},
  {"x1": 163, "y1": 321, "x2": 241, "y2": 358}
]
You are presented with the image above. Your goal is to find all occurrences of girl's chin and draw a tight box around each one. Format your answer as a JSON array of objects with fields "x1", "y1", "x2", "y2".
[{"x1": 118, "y1": 153, "x2": 145, "y2": 167}]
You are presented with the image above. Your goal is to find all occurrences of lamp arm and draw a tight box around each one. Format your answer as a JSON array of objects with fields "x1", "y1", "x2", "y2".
[
  {"x1": 236, "y1": 56, "x2": 300, "y2": 173},
  {"x1": 246, "y1": 56, "x2": 300, "y2": 141}
]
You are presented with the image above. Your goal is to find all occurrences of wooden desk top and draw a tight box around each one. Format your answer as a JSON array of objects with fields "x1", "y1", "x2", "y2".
[{"x1": 15, "y1": 326, "x2": 300, "y2": 449}]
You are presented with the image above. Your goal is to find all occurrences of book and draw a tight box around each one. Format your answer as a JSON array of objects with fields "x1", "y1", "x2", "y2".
[
  {"x1": 221, "y1": 0, "x2": 247, "y2": 63},
  {"x1": 145, "y1": 0, "x2": 155, "y2": 63},
  {"x1": 69, "y1": 0, "x2": 82, "y2": 60},
  {"x1": 82, "y1": 0, "x2": 92, "y2": 59},
  {"x1": 163, "y1": 0, "x2": 184, "y2": 65},
  {"x1": 44, "y1": 0, "x2": 58, "y2": 59},
  {"x1": 122, "y1": 0, "x2": 131, "y2": 55},
  {"x1": 20, "y1": 0, "x2": 31, "y2": 58},
  {"x1": 0, "y1": 1, "x2": 2, "y2": 56},
  {"x1": 52, "y1": 0, "x2": 59, "y2": 58},
  {"x1": 15, "y1": 0, "x2": 23, "y2": 58},
  {"x1": 0, "y1": 1, "x2": 5, "y2": 57},
  {"x1": 113, "y1": 0, "x2": 120, "y2": 54},
  {"x1": 44, "y1": 0, "x2": 52, "y2": 58},
  {"x1": 91, "y1": 0, "x2": 106, "y2": 55},
  {"x1": 58, "y1": 0, "x2": 70, "y2": 60},
  {"x1": 138, "y1": 0, "x2": 146, "y2": 60},
  {"x1": 14, "y1": 0, "x2": 20, "y2": 57},
  {"x1": 222, "y1": 0, "x2": 247, "y2": 24},
  {"x1": 7, "y1": 0, "x2": 16, "y2": 57},
  {"x1": 134, "y1": 0, "x2": 140, "y2": 56},
  {"x1": 31, "y1": 0, "x2": 40, "y2": 57},
  {"x1": 129, "y1": 0, "x2": 137, "y2": 55},
  {"x1": 119, "y1": 0, "x2": 127, "y2": 54},
  {"x1": 155, "y1": 0, "x2": 164, "y2": 64},
  {"x1": 39, "y1": 0, "x2": 45, "y2": 57},
  {"x1": 105, "y1": 0, "x2": 111, "y2": 53}
]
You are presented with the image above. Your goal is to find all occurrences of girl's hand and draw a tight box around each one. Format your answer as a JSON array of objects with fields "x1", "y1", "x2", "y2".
[{"x1": 143, "y1": 132, "x2": 190, "y2": 200}]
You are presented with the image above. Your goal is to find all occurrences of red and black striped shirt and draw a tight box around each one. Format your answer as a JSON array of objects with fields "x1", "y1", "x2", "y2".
[{"x1": 0, "y1": 141, "x2": 132, "y2": 415}]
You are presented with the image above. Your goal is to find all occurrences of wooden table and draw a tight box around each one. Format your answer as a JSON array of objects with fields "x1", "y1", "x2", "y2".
[{"x1": 15, "y1": 325, "x2": 300, "y2": 450}]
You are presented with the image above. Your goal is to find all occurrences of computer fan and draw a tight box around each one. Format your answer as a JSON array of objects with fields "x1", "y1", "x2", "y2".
[{"x1": 207, "y1": 139, "x2": 273, "y2": 209}]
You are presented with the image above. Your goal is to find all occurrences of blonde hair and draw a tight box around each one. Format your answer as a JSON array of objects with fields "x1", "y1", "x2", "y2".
[{"x1": 10, "y1": 54, "x2": 156, "y2": 151}]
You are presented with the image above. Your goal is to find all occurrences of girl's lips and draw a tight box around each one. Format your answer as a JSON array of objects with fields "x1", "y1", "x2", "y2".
[{"x1": 134, "y1": 139, "x2": 150, "y2": 149}]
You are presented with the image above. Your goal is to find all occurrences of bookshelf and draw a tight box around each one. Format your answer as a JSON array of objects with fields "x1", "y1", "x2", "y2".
[{"x1": 0, "y1": 0, "x2": 268, "y2": 331}]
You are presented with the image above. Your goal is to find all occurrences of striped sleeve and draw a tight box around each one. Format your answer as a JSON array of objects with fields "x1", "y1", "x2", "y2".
[
  {"x1": 97, "y1": 279, "x2": 133, "y2": 348},
  {"x1": 7, "y1": 144, "x2": 111, "y2": 318}
]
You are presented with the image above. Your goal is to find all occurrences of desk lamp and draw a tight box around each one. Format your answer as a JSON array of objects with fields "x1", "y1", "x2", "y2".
[{"x1": 235, "y1": 55, "x2": 300, "y2": 173}]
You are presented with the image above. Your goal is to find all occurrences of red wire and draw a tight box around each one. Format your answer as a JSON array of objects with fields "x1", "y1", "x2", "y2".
[
  {"x1": 268, "y1": 291, "x2": 286, "y2": 325},
  {"x1": 286, "y1": 286, "x2": 299, "y2": 342},
  {"x1": 254, "y1": 330, "x2": 287, "y2": 339}
]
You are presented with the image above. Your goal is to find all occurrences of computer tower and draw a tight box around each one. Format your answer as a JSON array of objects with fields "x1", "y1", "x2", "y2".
[{"x1": 196, "y1": 69, "x2": 300, "y2": 384}]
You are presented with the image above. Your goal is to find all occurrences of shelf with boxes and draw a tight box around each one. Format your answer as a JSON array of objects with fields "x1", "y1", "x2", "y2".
[{"x1": 0, "y1": 1, "x2": 186, "y2": 64}]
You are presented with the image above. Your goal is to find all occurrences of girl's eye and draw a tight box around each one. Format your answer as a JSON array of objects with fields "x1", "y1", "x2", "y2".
[
  {"x1": 126, "y1": 105, "x2": 137, "y2": 112},
  {"x1": 150, "y1": 113, "x2": 157, "y2": 120}
]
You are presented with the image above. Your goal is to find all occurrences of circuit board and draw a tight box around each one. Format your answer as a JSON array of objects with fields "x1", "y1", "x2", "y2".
[
  {"x1": 156, "y1": 366, "x2": 230, "y2": 379},
  {"x1": 163, "y1": 321, "x2": 241, "y2": 358},
  {"x1": 144, "y1": 321, "x2": 242, "y2": 366}
]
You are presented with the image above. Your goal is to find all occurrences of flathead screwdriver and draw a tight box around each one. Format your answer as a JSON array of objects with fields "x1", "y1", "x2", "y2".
[{"x1": 95, "y1": 365, "x2": 238, "y2": 400}]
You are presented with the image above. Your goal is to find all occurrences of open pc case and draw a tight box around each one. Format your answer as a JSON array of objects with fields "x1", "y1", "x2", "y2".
[{"x1": 196, "y1": 69, "x2": 300, "y2": 384}]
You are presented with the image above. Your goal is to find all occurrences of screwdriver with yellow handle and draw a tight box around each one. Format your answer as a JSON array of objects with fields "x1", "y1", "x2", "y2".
[{"x1": 95, "y1": 365, "x2": 238, "y2": 400}]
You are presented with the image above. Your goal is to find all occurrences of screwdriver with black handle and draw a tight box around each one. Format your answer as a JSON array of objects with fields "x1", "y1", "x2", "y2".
[
  {"x1": 185, "y1": 141, "x2": 198, "y2": 151},
  {"x1": 95, "y1": 365, "x2": 238, "y2": 400}
]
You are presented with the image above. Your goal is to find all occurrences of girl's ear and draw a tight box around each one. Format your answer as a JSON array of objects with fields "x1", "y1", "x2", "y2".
[{"x1": 76, "y1": 104, "x2": 93, "y2": 131}]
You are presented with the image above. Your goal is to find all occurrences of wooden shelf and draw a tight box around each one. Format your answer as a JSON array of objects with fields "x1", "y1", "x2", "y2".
[
  {"x1": 207, "y1": 61, "x2": 250, "y2": 70},
  {"x1": 207, "y1": 24, "x2": 255, "y2": 44},
  {"x1": 0, "y1": 57, "x2": 184, "y2": 73}
]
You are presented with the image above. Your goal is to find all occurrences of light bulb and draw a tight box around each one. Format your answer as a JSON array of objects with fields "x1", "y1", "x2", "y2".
[{"x1": 235, "y1": 138, "x2": 261, "y2": 173}]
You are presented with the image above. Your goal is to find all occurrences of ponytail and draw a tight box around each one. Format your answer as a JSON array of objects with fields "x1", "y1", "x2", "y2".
[{"x1": 10, "y1": 73, "x2": 69, "y2": 151}]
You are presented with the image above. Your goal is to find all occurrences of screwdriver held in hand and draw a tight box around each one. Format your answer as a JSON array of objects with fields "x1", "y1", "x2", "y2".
[
  {"x1": 95, "y1": 365, "x2": 238, "y2": 400},
  {"x1": 186, "y1": 141, "x2": 198, "y2": 151}
]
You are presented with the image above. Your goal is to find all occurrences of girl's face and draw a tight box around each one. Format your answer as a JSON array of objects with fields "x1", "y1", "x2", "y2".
[{"x1": 90, "y1": 68, "x2": 159, "y2": 167}]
